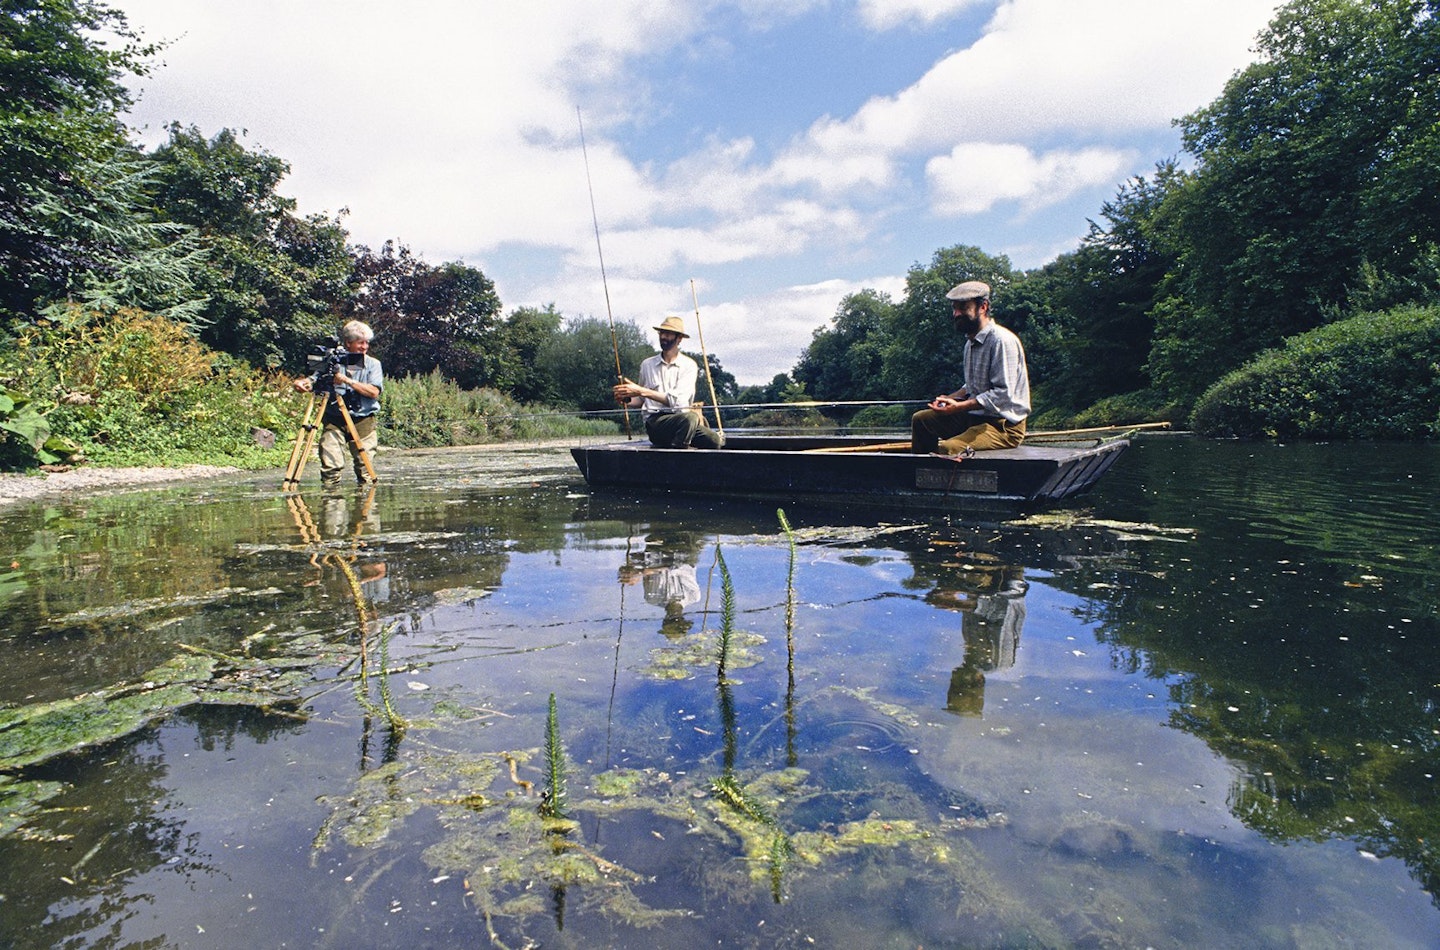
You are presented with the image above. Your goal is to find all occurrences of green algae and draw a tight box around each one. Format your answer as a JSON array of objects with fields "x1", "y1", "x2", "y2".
[
  {"x1": 0, "y1": 773, "x2": 69, "y2": 839},
  {"x1": 637, "y1": 627, "x2": 766, "y2": 681},
  {"x1": 0, "y1": 651, "x2": 310, "y2": 773}
]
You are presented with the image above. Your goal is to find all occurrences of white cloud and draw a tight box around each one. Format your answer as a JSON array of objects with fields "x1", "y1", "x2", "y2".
[
  {"x1": 111, "y1": 0, "x2": 1285, "y2": 383},
  {"x1": 926, "y1": 143, "x2": 1133, "y2": 216},
  {"x1": 708, "y1": 274, "x2": 910, "y2": 382},
  {"x1": 775, "y1": 0, "x2": 1276, "y2": 194},
  {"x1": 856, "y1": 0, "x2": 989, "y2": 31}
]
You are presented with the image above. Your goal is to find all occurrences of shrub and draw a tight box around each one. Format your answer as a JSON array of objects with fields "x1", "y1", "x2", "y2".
[
  {"x1": 379, "y1": 371, "x2": 617, "y2": 449},
  {"x1": 1191, "y1": 306, "x2": 1440, "y2": 439},
  {"x1": 0, "y1": 307, "x2": 296, "y2": 469}
]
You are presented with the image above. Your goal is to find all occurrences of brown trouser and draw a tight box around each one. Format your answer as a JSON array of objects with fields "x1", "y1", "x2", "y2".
[
  {"x1": 911, "y1": 409, "x2": 1025, "y2": 455},
  {"x1": 645, "y1": 409, "x2": 725, "y2": 449},
  {"x1": 319, "y1": 413, "x2": 378, "y2": 485}
]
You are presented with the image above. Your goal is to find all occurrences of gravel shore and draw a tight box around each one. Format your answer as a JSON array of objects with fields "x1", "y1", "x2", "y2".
[{"x1": 0, "y1": 464, "x2": 241, "y2": 506}]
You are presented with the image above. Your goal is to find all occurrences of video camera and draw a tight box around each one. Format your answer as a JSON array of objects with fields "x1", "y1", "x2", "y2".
[{"x1": 306, "y1": 337, "x2": 365, "y2": 392}]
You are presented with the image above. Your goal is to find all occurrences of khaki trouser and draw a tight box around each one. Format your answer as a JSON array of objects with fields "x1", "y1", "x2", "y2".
[
  {"x1": 645, "y1": 409, "x2": 725, "y2": 449},
  {"x1": 319, "y1": 413, "x2": 378, "y2": 486},
  {"x1": 911, "y1": 409, "x2": 1025, "y2": 455}
]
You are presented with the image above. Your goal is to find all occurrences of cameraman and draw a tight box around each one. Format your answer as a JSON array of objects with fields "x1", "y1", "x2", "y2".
[{"x1": 292, "y1": 320, "x2": 384, "y2": 489}]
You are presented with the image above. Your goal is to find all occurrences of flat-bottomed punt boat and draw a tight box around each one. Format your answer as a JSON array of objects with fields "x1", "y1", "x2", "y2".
[{"x1": 570, "y1": 433, "x2": 1130, "y2": 516}]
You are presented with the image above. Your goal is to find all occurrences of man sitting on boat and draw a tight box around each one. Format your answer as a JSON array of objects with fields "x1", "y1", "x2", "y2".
[
  {"x1": 613, "y1": 315, "x2": 726, "y2": 450},
  {"x1": 910, "y1": 281, "x2": 1030, "y2": 455}
]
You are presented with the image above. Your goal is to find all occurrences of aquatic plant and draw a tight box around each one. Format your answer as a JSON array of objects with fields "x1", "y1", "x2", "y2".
[
  {"x1": 539, "y1": 693, "x2": 568, "y2": 821},
  {"x1": 375, "y1": 622, "x2": 405, "y2": 732},
  {"x1": 711, "y1": 772, "x2": 775, "y2": 827},
  {"x1": 715, "y1": 546, "x2": 735, "y2": 682},
  {"x1": 777, "y1": 508, "x2": 797, "y2": 655}
]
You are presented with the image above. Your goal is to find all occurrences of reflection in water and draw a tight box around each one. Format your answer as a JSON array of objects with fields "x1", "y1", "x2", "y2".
[
  {"x1": 0, "y1": 441, "x2": 1438, "y2": 948},
  {"x1": 926, "y1": 566, "x2": 1027, "y2": 716},
  {"x1": 618, "y1": 528, "x2": 706, "y2": 638}
]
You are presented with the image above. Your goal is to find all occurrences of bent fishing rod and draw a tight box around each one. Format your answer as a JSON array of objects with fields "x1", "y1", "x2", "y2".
[{"x1": 577, "y1": 107, "x2": 632, "y2": 439}]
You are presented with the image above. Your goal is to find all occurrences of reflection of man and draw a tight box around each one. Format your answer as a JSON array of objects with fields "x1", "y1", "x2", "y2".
[
  {"x1": 928, "y1": 566, "x2": 1027, "y2": 716},
  {"x1": 612, "y1": 316, "x2": 725, "y2": 449},
  {"x1": 293, "y1": 320, "x2": 384, "y2": 489},
  {"x1": 910, "y1": 281, "x2": 1030, "y2": 455},
  {"x1": 618, "y1": 531, "x2": 704, "y2": 638},
  {"x1": 317, "y1": 489, "x2": 389, "y2": 603}
]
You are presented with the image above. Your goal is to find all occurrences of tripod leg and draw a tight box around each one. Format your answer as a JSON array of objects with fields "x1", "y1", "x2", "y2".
[
  {"x1": 292, "y1": 394, "x2": 328, "y2": 488},
  {"x1": 282, "y1": 394, "x2": 322, "y2": 490},
  {"x1": 335, "y1": 398, "x2": 378, "y2": 482}
]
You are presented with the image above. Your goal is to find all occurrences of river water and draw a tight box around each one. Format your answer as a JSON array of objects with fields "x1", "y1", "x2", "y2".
[{"x1": 0, "y1": 436, "x2": 1435, "y2": 948}]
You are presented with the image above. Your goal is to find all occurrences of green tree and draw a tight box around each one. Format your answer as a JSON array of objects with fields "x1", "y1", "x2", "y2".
[
  {"x1": 0, "y1": 0, "x2": 165, "y2": 324},
  {"x1": 793, "y1": 289, "x2": 894, "y2": 403},
  {"x1": 687, "y1": 350, "x2": 739, "y2": 406},
  {"x1": 494, "y1": 305, "x2": 565, "y2": 403},
  {"x1": 879, "y1": 245, "x2": 1017, "y2": 399},
  {"x1": 537, "y1": 317, "x2": 650, "y2": 411},
  {"x1": 1008, "y1": 164, "x2": 1180, "y2": 413},
  {"x1": 146, "y1": 125, "x2": 351, "y2": 368},
  {"x1": 1152, "y1": 0, "x2": 1440, "y2": 404}
]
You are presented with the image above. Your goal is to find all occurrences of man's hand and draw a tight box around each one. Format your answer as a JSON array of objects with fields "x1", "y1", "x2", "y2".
[
  {"x1": 613, "y1": 378, "x2": 644, "y2": 403},
  {"x1": 929, "y1": 394, "x2": 962, "y2": 413}
]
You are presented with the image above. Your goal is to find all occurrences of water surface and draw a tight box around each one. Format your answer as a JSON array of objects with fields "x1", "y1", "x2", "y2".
[{"x1": 0, "y1": 438, "x2": 1435, "y2": 948}]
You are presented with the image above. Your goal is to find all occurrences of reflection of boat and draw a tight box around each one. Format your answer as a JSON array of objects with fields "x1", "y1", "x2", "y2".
[{"x1": 571, "y1": 434, "x2": 1129, "y2": 515}]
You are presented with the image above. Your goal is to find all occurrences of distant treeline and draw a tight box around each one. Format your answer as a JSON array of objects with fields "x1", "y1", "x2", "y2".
[{"x1": 3, "y1": 0, "x2": 1438, "y2": 460}]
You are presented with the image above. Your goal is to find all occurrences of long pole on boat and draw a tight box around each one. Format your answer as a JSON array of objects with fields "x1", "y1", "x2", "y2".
[
  {"x1": 578, "y1": 107, "x2": 632, "y2": 439},
  {"x1": 689, "y1": 279, "x2": 724, "y2": 433}
]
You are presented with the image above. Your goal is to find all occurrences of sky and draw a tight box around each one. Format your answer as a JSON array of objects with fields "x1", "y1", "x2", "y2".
[{"x1": 113, "y1": 0, "x2": 1285, "y2": 385}]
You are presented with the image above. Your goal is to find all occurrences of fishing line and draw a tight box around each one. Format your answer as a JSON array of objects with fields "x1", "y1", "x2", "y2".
[{"x1": 577, "y1": 107, "x2": 632, "y2": 439}]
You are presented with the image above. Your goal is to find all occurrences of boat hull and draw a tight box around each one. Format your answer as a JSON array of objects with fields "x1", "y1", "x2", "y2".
[{"x1": 570, "y1": 434, "x2": 1128, "y2": 515}]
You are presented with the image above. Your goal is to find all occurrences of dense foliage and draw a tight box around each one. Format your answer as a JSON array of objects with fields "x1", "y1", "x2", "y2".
[
  {"x1": 1, "y1": 307, "x2": 294, "y2": 468},
  {"x1": 791, "y1": 0, "x2": 1440, "y2": 433},
  {"x1": 1191, "y1": 305, "x2": 1440, "y2": 439}
]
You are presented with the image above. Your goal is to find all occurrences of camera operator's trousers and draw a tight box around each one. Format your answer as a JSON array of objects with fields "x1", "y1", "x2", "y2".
[{"x1": 319, "y1": 414, "x2": 377, "y2": 487}]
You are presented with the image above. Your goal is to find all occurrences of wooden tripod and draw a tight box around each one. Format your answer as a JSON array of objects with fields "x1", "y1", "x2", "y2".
[{"x1": 281, "y1": 392, "x2": 378, "y2": 490}]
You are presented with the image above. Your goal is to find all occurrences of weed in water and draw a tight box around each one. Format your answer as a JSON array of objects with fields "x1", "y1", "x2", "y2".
[
  {"x1": 715, "y1": 547, "x2": 735, "y2": 682},
  {"x1": 540, "y1": 693, "x2": 568, "y2": 821}
]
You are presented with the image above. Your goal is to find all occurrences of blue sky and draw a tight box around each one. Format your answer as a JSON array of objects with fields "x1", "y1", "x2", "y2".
[{"x1": 115, "y1": 0, "x2": 1284, "y2": 384}]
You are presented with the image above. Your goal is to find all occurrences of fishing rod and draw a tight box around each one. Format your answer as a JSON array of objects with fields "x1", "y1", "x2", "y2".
[
  {"x1": 577, "y1": 107, "x2": 632, "y2": 439},
  {"x1": 689, "y1": 279, "x2": 724, "y2": 433}
]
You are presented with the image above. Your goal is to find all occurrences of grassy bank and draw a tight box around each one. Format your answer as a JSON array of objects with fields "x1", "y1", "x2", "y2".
[{"x1": 0, "y1": 308, "x2": 618, "y2": 472}]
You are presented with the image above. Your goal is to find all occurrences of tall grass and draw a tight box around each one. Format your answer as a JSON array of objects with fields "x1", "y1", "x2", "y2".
[{"x1": 380, "y1": 370, "x2": 619, "y2": 448}]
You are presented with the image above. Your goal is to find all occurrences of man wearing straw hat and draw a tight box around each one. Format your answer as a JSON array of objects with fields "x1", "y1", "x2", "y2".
[
  {"x1": 613, "y1": 315, "x2": 726, "y2": 449},
  {"x1": 910, "y1": 280, "x2": 1030, "y2": 455}
]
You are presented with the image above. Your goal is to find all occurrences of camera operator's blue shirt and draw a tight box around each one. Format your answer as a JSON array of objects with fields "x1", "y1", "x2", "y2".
[{"x1": 343, "y1": 356, "x2": 383, "y2": 418}]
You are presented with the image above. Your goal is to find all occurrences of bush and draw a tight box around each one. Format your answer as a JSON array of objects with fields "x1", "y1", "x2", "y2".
[
  {"x1": 849, "y1": 404, "x2": 911, "y2": 431},
  {"x1": 380, "y1": 371, "x2": 617, "y2": 448},
  {"x1": 0, "y1": 307, "x2": 295, "y2": 469},
  {"x1": 1191, "y1": 305, "x2": 1440, "y2": 439}
]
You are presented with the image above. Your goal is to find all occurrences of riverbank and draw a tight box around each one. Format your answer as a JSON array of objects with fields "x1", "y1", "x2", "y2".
[{"x1": 0, "y1": 464, "x2": 241, "y2": 506}]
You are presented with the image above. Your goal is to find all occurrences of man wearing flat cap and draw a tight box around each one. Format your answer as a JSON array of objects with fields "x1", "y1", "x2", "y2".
[
  {"x1": 613, "y1": 315, "x2": 726, "y2": 449},
  {"x1": 910, "y1": 280, "x2": 1030, "y2": 455}
]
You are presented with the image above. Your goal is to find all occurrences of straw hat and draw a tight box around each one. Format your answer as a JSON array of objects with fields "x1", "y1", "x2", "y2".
[{"x1": 653, "y1": 315, "x2": 689, "y2": 337}]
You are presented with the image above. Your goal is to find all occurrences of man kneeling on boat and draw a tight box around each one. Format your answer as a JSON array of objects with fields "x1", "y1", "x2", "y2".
[
  {"x1": 613, "y1": 315, "x2": 726, "y2": 450},
  {"x1": 911, "y1": 280, "x2": 1030, "y2": 456}
]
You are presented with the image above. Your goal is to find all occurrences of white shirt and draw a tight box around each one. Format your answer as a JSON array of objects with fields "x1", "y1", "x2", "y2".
[{"x1": 636, "y1": 351, "x2": 699, "y2": 418}]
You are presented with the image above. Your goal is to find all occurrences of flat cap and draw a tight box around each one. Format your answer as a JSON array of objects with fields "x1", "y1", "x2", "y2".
[{"x1": 945, "y1": 280, "x2": 991, "y2": 302}]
